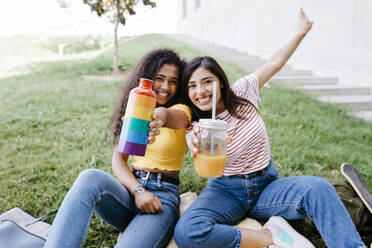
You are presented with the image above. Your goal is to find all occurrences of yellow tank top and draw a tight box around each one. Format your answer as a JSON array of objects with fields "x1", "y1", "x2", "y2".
[{"x1": 132, "y1": 104, "x2": 191, "y2": 171}]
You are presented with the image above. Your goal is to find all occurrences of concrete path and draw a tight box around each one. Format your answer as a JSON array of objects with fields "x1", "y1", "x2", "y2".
[{"x1": 168, "y1": 34, "x2": 372, "y2": 123}]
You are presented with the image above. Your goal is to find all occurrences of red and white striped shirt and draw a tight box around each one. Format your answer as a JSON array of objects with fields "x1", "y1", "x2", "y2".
[
  {"x1": 220, "y1": 73, "x2": 271, "y2": 175},
  {"x1": 188, "y1": 74, "x2": 271, "y2": 176}
]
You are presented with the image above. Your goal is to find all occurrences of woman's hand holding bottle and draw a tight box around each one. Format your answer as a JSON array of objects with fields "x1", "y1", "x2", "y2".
[
  {"x1": 148, "y1": 107, "x2": 168, "y2": 144},
  {"x1": 186, "y1": 125, "x2": 200, "y2": 158}
]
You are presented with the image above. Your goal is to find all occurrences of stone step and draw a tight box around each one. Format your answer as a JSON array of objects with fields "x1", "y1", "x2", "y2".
[
  {"x1": 301, "y1": 84, "x2": 371, "y2": 96},
  {"x1": 275, "y1": 69, "x2": 313, "y2": 77},
  {"x1": 203, "y1": 51, "x2": 247, "y2": 58},
  {"x1": 208, "y1": 49, "x2": 249, "y2": 56},
  {"x1": 170, "y1": 34, "x2": 238, "y2": 53},
  {"x1": 192, "y1": 41, "x2": 234, "y2": 49},
  {"x1": 168, "y1": 34, "x2": 372, "y2": 122},
  {"x1": 170, "y1": 34, "x2": 313, "y2": 76},
  {"x1": 228, "y1": 58, "x2": 313, "y2": 76},
  {"x1": 169, "y1": 34, "x2": 261, "y2": 59},
  {"x1": 352, "y1": 111, "x2": 372, "y2": 122},
  {"x1": 271, "y1": 76, "x2": 339, "y2": 85},
  {"x1": 318, "y1": 95, "x2": 372, "y2": 111},
  {"x1": 201, "y1": 50, "x2": 262, "y2": 62},
  {"x1": 229, "y1": 58, "x2": 266, "y2": 69},
  {"x1": 219, "y1": 54, "x2": 262, "y2": 60},
  {"x1": 270, "y1": 64, "x2": 314, "y2": 77}
]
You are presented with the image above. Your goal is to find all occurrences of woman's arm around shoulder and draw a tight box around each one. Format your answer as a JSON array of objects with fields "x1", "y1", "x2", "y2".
[{"x1": 255, "y1": 8, "x2": 313, "y2": 88}]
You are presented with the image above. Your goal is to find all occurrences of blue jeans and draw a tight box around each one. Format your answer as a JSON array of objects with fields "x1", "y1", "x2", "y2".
[
  {"x1": 44, "y1": 169, "x2": 180, "y2": 248},
  {"x1": 174, "y1": 160, "x2": 365, "y2": 248}
]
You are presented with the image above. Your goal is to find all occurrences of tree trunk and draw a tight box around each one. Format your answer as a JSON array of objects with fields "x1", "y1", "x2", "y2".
[
  {"x1": 113, "y1": 20, "x2": 119, "y2": 75},
  {"x1": 113, "y1": 0, "x2": 120, "y2": 75}
]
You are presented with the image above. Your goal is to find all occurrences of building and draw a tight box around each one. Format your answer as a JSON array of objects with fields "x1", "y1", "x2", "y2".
[{"x1": 177, "y1": 0, "x2": 372, "y2": 87}]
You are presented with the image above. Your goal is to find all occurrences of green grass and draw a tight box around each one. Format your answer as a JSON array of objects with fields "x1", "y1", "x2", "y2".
[
  {"x1": 1, "y1": 34, "x2": 371, "y2": 247},
  {"x1": 262, "y1": 83, "x2": 372, "y2": 178}
]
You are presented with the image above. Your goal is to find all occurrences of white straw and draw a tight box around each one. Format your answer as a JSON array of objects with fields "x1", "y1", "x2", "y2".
[
  {"x1": 212, "y1": 81, "x2": 217, "y2": 120},
  {"x1": 210, "y1": 81, "x2": 217, "y2": 155}
]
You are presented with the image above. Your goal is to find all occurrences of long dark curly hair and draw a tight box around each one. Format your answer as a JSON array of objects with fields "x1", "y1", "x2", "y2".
[
  {"x1": 110, "y1": 48, "x2": 186, "y2": 143},
  {"x1": 181, "y1": 56, "x2": 253, "y2": 121}
]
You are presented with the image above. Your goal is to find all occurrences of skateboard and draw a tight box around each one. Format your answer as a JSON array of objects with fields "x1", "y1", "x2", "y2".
[{"x1": 341, "y1": 163, "x2": 372, "y2": 214}]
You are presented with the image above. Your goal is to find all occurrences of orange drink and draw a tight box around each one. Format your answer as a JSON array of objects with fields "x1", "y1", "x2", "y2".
[
  {"x1": 194, "y1": 153, "x2": 226, "y2": 178},
  {"x1": 194, "y1": 119, "x2": 228, "y2": 178}
]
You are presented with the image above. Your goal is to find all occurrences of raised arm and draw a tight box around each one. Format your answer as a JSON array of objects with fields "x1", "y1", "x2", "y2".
[{"x1": 255, "y1": 8, "x2": 313, "y2": 88}]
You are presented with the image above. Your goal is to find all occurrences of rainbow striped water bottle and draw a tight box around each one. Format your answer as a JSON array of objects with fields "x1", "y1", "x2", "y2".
[{"x1": 117, "y1": 78, "x2": 157, "y2": 156}]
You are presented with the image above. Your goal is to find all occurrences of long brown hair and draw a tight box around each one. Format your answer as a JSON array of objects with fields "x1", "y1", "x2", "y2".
[
  {"x1": 181, "y1": 56, "x2": 252, "y2": 121},
  {"x1": 110, "y1": 48, "x2": 186, "y2": 143}
]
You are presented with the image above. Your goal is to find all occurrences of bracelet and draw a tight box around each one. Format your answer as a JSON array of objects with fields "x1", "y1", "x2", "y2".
[{"x1": 131, "y1": 184, "x2": 145, "y2": 195}]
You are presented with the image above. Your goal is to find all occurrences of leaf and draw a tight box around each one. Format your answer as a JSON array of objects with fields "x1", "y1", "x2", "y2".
[
  {"x1": 84, "y1": 0, "x2": 155, "y2": 18},
  {"x1": 143, "y1": 0, "x2": 156, "y2": 8},
  {"x1": 127, "y1": 7, "x2": 136, "y2": 15},
  {"x1": 102, "y1": 0, "x2": 113, "y2": 7},
  {"x1": 119, "y1": 17, "x2": 126, "y2": 25}
]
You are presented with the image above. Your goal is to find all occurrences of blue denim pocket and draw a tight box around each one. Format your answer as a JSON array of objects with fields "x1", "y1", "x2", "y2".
[
  {"x1": 159, "y1": 181, "x2": 180, "y2": 199},
  {"x1": 264, "y1": 160, "x2": 280, "y2": 179},
  {"x1": 246, "y1": 161, "x2": 279, "y2": 205},
  {"x1": 147, "y1": 180, "x2": 180, "y2": 215}
]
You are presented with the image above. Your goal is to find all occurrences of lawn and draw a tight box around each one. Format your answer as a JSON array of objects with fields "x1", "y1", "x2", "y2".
[{"x1": 1, "y1": 34, "x2": 371, "y2": 247}]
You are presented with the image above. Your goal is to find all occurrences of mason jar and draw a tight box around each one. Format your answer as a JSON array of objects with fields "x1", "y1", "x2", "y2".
[{"x1": 194, "y1": 119, "x2": 228, "y2": 178}]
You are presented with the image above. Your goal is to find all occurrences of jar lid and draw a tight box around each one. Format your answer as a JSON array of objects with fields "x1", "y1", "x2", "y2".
[{"x1": 198, "y1": 119, "x2": 228, "y2": 130}]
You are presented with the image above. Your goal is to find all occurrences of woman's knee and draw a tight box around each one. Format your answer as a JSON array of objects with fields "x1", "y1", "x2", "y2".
[
  {"x1": 73, "y1": 168, "x2": 109, "y2": 189},
  {"x1": 76, "y1": 168, "x2": 102, "y2": 181},
  {"x1": 307, "y1": 176, "x2": 334, "y2": 191},
  {"x1": 174, "y1": 214, "x2": 213, "y2": 248},
  {"x1": 299, "y1": 176, "x2": 337, "y2": 199}
]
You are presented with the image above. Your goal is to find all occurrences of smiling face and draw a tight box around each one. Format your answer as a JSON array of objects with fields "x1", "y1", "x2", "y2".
[
  {"x1": 153, "y1": 64, "x2": 179, "y2": 106},
  {"x1": 187, "y1": 67, "x2": 225, "y2": 113}
]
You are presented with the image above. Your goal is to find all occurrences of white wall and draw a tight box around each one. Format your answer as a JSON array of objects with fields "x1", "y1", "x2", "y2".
[{"x1": 177, "y1": 0, "x2": 372, "y2": 86}]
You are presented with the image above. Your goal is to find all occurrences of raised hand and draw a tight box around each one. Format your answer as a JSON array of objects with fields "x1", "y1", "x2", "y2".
[{"x1": 299, "y1": 7, "x2": 313, "y2": 36}]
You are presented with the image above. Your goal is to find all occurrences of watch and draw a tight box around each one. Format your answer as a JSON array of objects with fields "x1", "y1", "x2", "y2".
[{"x1": 131, "y1": 184, "x2": 145, "y2": 195}]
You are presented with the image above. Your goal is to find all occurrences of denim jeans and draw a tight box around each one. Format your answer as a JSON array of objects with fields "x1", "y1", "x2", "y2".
[
  {"x1": 174, "y1": 160, "x2": 365, "y2": 248},
  {"x1": 44, "y1": 168, "x2": 180, "y2": 248}
]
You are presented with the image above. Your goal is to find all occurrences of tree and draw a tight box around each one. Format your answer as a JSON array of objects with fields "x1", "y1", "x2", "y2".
[{"x1": 83, "y1": 0, "x2": 156, "y2": 74}]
